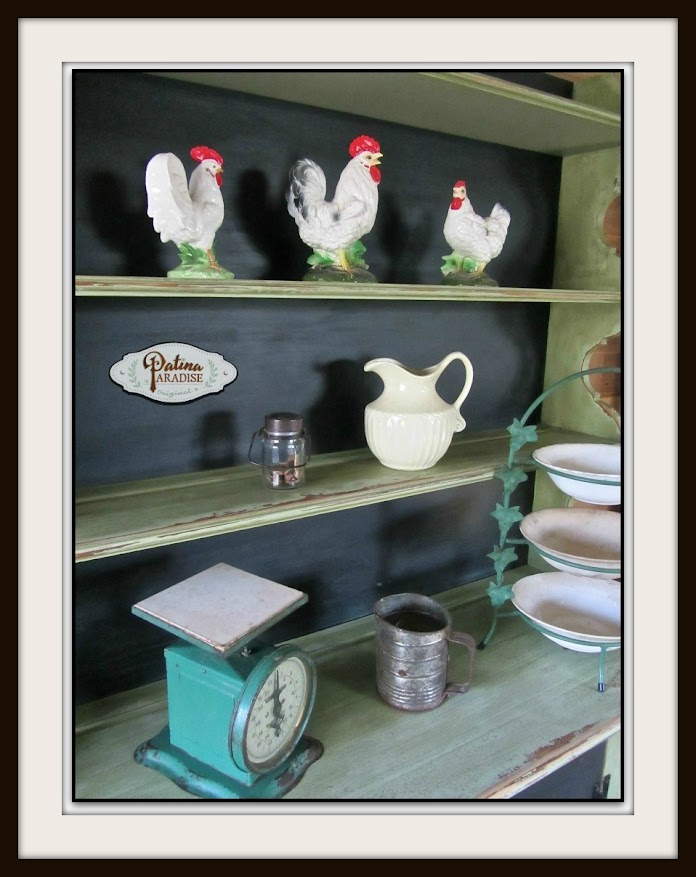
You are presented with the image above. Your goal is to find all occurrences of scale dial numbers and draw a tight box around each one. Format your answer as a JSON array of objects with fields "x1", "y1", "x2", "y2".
[{"x1": 233, "y1": 649, "x2": 315, "y2": 775}]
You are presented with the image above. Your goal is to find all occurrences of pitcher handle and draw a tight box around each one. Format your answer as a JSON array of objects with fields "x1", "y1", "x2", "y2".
[
  {"x1": 443, "y1": 630, "x2": 477, "y2": 697},
  {"x1": 437, "y1": 352, "x2": 474, "y2": 431}
]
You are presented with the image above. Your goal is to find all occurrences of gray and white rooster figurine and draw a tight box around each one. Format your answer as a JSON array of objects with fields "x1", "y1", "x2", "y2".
[
  {"x1": 287, "y1": 134, "x2": 383, "y2": 282},
  {"x1": 441, "y1": 180, "x2": 510, "y2": 286},
  {"x1": 145, "y1": 145, "x2": 234, "y2": 279}
]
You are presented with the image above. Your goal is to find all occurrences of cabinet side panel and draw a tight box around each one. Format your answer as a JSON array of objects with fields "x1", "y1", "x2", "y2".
[
  {"x1": 541, "y1": 302, "x2": 621, "y2": 440},
  {"x1": 532, "y1": 302, "x2": 621, "y2": 521},
  {"x1": 552, "y1": 147, "x2": 621, "y2": 293},
  {"x1": 602, "y1": 729, "x2": 623, "y2": 800},
  {"x1": 572, "y1": 72, "x2": 622, "y2": 115},
  {"x1": 536, "y1": 103, "x2": 623, "y2": 530},
  {"x1": 544, "y1": 91, "x2": 622, "y2": 435}
]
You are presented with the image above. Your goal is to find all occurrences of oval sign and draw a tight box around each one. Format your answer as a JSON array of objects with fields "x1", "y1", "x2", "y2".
[{"x1": 110, "y1": 342, "x2": 238, "y2": 403}]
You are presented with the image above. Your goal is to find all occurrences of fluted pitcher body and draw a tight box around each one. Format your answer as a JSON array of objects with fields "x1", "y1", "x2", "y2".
[{"x1": 364, "y1": 352, "x2": 474, "y2": 470}]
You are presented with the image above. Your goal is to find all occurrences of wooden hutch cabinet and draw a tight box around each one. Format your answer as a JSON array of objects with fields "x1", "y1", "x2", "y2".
[{"x1": 73, "y1": 70, "x2": 622, "y2": 801}]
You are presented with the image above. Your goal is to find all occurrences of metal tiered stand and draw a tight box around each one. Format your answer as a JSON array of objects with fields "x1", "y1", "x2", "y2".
[{"x1": 481, "y1": 367, "x2": 622, "y2": 692}]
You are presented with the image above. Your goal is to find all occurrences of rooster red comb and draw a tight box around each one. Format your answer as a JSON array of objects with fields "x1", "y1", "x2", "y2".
[
  {"x1": 454, "y1": 180, "x2": 466, "y2": 188},
  {"x1": 190, "y1": 145, "x2": 224, "y2": 165},
  {"x1": 349, "y1": 135, "x2": 381, "y2": 157}
]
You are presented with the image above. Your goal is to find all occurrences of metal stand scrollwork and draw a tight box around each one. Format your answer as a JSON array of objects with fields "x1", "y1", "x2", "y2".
[{"x1": 480, "y1": 367, "x2": 622, "y2": 692}]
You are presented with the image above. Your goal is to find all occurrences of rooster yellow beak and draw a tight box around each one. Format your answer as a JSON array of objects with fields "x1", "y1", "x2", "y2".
[{"x1": 372, "y1": 153, "x2": 383, "y2": 165}]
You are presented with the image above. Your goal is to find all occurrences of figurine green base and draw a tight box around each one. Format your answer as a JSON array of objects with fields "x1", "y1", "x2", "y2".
[
  {"x1": 167, "y1": 243, "x2": 234, "y2": 279},
  {"x1": 134, "y1": 726, "x2": 324, "y2": 800},
  {"x1": 302, "y1": 264, "x2": 376, "y2": 283},
  {"x1": 441, "y1": 270, "x2": 498, "y2": 287},
  {"x1": 167, "y1": 264, "x2": 234, "y2": 280},
  {"x1": 302, "y1": 240, "x2": 376, "y2": 282}
]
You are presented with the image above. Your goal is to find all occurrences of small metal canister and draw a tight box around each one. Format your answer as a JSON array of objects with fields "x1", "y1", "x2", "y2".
[
  {"x1": 248, "y1": 412, "x2": 311, "y2": 490},
  {"x1": 373, "y1": 593, "x2": 476, "y2": 711}
]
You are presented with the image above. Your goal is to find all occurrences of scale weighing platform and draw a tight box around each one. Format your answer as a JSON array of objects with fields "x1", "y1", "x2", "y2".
[{"x1": 131, "y1": 562, "x2": 324, "y2": 799}]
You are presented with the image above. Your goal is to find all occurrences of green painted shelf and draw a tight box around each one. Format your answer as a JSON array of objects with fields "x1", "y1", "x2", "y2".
[
  {"x1": 75, "y1": 276, "x2": 621, "y2": 303},
  {"x1": 73, "y1": 570, "x2": 622, "y2": 802},
  {"x1": 146, "y1": 70, "x2": 621, "y2": 157},
  {"x1": 76, "y1": 426, "x2": 603, "y2": 563}
]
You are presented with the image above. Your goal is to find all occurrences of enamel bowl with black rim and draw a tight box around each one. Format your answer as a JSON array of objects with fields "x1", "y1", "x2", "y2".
[
  {"x1": 532, "y1": 442, "x2": 621, "y2": 506},
  {"x1": 511, "y1": 572, "x2": 621, "y2": 653},
  {"x1": 519, "y1": 507, "x2": 621, "y2": 579}
]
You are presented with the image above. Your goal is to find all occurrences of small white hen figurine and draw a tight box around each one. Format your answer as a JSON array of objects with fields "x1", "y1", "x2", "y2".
[
  {"x1": 441, "y1": 180, "x2": 510, "y2": 286},
  {"x1": 287, "y1": 134, "x2": 383, "y2": 282},
  {"x1": 145, "y1": 145, "x2": 233, "y2": 279}
]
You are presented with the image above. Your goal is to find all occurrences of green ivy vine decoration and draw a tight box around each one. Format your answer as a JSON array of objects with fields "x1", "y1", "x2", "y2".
[{"x1": 487, "y1": 420, "x2": 538, "y2": 608}]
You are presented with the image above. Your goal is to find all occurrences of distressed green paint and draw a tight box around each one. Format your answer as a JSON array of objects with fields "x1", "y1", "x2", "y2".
[
  {"x1": 75, "y1": 275, "x2": 621, "y2": 303},
  {"x1": 573, "y1": 73, "x2": 622, "y2": 115},
  {"x1": 75, "y1": 426, "x2": 600, "y2": 563},
  {"x1": 534, "y1": 76, "x2": 622, "y2": 530},
  {"x1": 541, "y1": 303, "x2": 621, "y2": 440},
  {"x1": 602, "y1": 729, "x2": 623, "y2": 799},
  {"x1": 553, "y1": 148, "x2": 621, "y2": 292},
  {"x1": 74, "y1": 570, "x2": 621, "y2": 801},
  {"x1": 147, "y1": 71, "x2": 620, "y2": 156}
]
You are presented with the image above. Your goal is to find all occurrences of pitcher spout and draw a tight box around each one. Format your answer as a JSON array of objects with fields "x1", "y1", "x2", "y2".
[
  {"x1": 363, "y1": 358, "x2": 416, "y2": 386},
  {"x1": 364, "y1": 357, "x2": 405, "y2": 376}
]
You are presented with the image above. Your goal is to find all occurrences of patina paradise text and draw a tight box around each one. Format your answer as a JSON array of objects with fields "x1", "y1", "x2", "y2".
[{"x1": 143, "y1": 351, "x2": 204, "y2": 393}]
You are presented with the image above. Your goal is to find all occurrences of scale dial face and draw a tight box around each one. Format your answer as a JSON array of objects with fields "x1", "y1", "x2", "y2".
[{"x1": 230, "y1": 647, "x2": 316, "y2": 775}]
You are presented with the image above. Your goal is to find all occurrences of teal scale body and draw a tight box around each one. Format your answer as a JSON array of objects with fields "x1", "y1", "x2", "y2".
[
  {"x1": 131, "y1": 563, "x2": 324, "y2": 799},
  {"x1": 165, "y1": 642, "x2": 256, "y2": 784},
  {"x1": 135, "y1": 641, "x2": 322, "y2": 799}
]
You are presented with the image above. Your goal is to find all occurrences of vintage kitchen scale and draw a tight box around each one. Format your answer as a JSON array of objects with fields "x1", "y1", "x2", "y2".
[{"x1": 131, "y1": 562, "x2": 324, "y2": 799}]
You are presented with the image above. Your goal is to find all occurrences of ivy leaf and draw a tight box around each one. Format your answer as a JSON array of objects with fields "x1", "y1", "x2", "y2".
[
  {"x1": 487, "y1": 545, "x2": 518, "y2": 578},
  {"x1": 491, "y1": 503, "x2": 524, "y2": 543},
  {"x1": 487, "y1": 582, "x2": 514, "y2": 608},
  {"x1": 507, "y1": 418, "x2": 538, "y2": 454},
  {"x1": 495, "y1": 465, "x2": 528, "y2": 494}
]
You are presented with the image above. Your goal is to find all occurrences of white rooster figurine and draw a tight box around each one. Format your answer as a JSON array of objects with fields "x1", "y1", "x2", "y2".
[
  {"x1": 287, "y1": 134, "x2": 383, "y2": 281},
  {"x1": 145, "y1": 145, "x2": 233, "y2": 279},
  {"x1": 441, "y1": 180, "x2": 511, "y2": 286}
]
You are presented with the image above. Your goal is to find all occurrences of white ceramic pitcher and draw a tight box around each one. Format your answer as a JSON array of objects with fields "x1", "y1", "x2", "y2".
[{"x1": 364, "y1": 352, "x2": 474, "y2": 470}]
